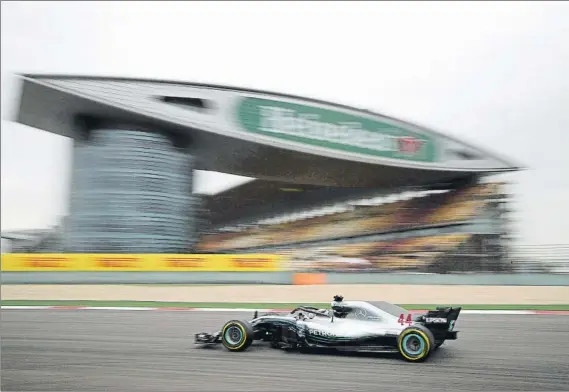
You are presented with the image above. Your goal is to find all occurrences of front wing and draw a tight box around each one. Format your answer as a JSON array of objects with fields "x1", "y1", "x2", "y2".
[{"x1": 195, "y1": 331, "x2": 221, "y2": 344}]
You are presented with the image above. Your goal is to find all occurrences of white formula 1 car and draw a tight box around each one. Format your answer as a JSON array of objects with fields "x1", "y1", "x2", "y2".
[{"x1": 195, "y1": 295, "x2": 462, "y2": 362}]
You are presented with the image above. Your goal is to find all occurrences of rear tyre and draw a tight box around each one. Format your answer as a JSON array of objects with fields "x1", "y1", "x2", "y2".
[
  {"x1": 221, "y1": 320, "x2": 254, "y2": 352},
  {"x1": 397, "y1": 325, "x2": 435, "y2": 362}
]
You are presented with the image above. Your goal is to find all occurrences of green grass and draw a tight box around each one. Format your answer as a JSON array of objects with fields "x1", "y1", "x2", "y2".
[{"x1": 1, "y1": 300, "x2": 569, "y2": 311}]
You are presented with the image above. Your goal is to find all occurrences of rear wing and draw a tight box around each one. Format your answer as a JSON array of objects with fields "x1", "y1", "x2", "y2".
[{"x1": 416, "y1": 306, "x2": 462, "y2": 330}]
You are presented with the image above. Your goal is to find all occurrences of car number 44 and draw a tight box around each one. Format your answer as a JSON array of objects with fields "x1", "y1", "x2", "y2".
[{"x1": 398, "y1": 314, "x2": 413, "y2": 326}]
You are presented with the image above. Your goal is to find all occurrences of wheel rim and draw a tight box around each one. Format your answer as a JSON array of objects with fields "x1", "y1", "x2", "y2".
[
  {"x1": 224, "y1": 325, "x2": 243, "y2": 345},
  {"x1": 402, "y1": 333, "x2": 425, "y2": 355}
]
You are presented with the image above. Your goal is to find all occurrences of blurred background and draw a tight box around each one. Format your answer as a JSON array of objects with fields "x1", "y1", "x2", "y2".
[
  {"x1": 3, "y1": 3, "x2": 569, "y2": 392},
  {"x1": 2, "y1": 1, "x2": 569, "y2": 274}
]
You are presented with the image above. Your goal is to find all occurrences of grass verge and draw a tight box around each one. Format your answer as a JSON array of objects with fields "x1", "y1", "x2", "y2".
[{"x1": 1, "y1": 300, "x2": 569, "y2": 311}]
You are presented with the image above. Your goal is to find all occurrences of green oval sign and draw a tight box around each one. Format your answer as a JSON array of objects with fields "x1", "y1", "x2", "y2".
[{"x1": 235, "y1": 97, "x2": 438, "y2": 163}]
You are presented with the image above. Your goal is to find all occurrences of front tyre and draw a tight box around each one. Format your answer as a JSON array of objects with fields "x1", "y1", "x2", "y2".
[
  {"x1": 397, "y1": 325, "x2": 435, "y2": 362},
  {"x1": 221, "y1": 320, "x2": 254, "y2": 352}
]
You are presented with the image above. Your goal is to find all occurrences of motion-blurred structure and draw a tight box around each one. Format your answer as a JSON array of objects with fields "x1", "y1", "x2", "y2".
[{"x1": 4, "y1": 74, "x2": 541, "y2": 273}]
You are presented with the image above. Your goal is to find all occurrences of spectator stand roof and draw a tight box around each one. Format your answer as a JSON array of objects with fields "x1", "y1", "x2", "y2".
[{"x1": 12, "y1": 74, "x2": 523, "y2": 227}]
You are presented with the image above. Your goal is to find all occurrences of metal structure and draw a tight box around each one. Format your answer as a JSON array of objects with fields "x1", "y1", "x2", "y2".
[
  {"x1": 11, "y1": 74, "x2": 521, "y2": 254},
  {"x1": 66, "y1": 128, "x2": 195, "y2": 253}
]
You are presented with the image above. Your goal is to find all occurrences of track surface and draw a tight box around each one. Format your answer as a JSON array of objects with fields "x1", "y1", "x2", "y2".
[{"x1": 2, "y1": 310, "x2": 569, "y2": 391}]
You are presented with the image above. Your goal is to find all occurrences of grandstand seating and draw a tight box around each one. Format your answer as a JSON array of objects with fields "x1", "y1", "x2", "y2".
[
  {"x1": 196, "y1": 183, "x2": 498, "y2": 253},
  {"x1": 422, "y1": 200, "x2": 484, "y2": 225},
  {"x1": 284, "y1": 233, "x2": 472, "y2": 272},
  {"x1": 6, "y1": 182, "x2": 507, "y2": 274}
]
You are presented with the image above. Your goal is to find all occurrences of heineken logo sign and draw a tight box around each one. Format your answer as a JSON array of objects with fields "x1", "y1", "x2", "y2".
[
  {"x1": 398, "y1": 137, "x2": 425, "y2": 154},
  {"x1": 235, "y1": 97, "x2": 437, "y2": 162}
]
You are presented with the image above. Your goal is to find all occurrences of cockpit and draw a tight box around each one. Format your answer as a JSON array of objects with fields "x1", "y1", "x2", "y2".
[
  {"x1": 288, "y1": 295, "x2": 406, "y2": 323},
  {"x1": 331, "y1": 299, "x2": 387, "y2": 321}
]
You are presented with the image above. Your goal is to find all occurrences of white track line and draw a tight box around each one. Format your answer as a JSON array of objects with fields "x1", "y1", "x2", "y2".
[{"x1": 2, "y1": 306, "x2": 569, "y2": 315}]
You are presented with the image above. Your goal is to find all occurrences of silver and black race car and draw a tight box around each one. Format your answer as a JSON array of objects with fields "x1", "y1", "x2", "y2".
[{"x1": 195, "y1": 295, "x2": 462, "y2": 362}]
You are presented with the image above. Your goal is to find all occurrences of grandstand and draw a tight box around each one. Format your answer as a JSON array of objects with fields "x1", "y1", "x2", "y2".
[
  {"x1": 194, "y1": 180, "x2": 512, "y2": 273},
  {"x1": 5, "y1": 179, "x2": 514, "y2": 273},
  {"x1": 4, "y1": 74, "x2": 525, "y2": 273}
]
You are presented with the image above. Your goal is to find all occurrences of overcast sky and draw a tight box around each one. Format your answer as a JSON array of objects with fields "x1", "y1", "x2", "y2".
[{"x1": 1, "y1": 1, "x2": 568, "y2": 246}]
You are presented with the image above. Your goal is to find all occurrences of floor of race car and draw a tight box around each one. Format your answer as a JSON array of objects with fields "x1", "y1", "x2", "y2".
[{"x1": 2, "y1": 310, "x2": 568, "y2": 391}]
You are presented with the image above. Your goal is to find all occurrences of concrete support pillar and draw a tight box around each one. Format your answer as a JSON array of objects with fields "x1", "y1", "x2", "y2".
[{"x1": 65, "y1": 123, "x2": 196, "y2": 253}]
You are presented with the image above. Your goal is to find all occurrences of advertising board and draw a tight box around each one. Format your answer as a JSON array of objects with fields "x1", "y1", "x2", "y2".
[
  {"x1": 235, "y1": 97, "x2": 438, "y2": 163},
  {"x1": 1, "y1": 254, "x2": 283, "y2": 272}
]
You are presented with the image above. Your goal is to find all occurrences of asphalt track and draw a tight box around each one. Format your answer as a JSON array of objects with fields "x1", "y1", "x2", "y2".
[{"x1": 2, "y1": 310, "x2": 569, "y2": 391}]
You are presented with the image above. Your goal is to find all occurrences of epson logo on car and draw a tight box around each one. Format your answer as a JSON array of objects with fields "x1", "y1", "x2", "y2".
[
  {"x1": 425, "y1": 317, "x2": 448, "y2": 323},
  {"x1": 309, "y1": 329, "x2": 337, "y2": 337}
]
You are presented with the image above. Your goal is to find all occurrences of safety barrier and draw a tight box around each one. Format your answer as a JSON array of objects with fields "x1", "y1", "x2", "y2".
[
  {"x1": 0, "y1": 272, "x2": 293, "y2": 285},
  {"x1": 2, "y1": 253, "x2": 569, "y2": 286},
  {"x1": 2, "y1": 271, "x2": 569, "y2": 286},
  {"x1": 1, "y1": 253, "x2": 283, "y2": 272},
  {"x1": 3, "y1": 253, "x2": 568, "y2": 274}
]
